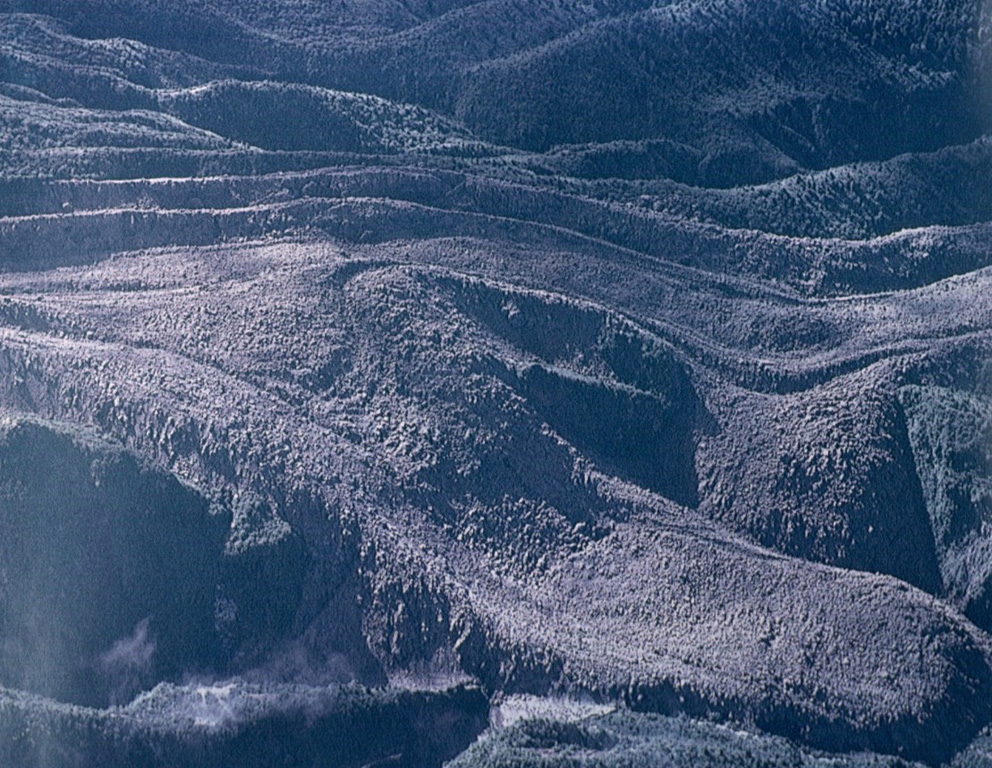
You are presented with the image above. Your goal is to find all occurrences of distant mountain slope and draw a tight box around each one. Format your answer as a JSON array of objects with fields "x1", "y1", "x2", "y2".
[
  {"x1": 536, "y1": 136, "x2": 992, "y2": 239},
  {"x1": 450, "y1": 0, "x2": 985, "y2": 175},
  {"x1": 4, "y1": 0, "x2": 988, "y2": 182}
]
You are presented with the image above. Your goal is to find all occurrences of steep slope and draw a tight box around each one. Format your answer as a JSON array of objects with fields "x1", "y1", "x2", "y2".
[
  {"x1": 0, "y1": 238, "x2": 987, "y2": 762},
  {"x1": 900, "y1": 384, "x2": 992, "y2": 631},
  {"x1": 0, "y1": 418, "x2": 229, "y2": 708}
]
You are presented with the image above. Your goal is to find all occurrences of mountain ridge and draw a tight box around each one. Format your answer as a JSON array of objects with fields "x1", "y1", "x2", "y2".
[{"x1": 1, "y1": 1, "x2": 992, "y2": 765}]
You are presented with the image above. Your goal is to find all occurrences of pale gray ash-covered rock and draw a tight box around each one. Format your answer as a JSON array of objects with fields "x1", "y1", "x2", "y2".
[{"x1": 0, "y1": 0, "x2": 991, "y2": 765}]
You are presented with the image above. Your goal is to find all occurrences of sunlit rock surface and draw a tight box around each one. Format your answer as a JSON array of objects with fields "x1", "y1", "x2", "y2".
[{"x1": 1, "y1": 0, "x2": 992, "y2": 765}]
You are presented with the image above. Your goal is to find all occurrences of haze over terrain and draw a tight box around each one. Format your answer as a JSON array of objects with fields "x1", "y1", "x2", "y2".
[{"x1": 1, "y1": 0, "x2": 992, "y2": 765}]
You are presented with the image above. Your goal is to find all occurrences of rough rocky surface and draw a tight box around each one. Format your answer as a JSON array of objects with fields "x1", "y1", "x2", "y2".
[{"x1": 1, "y1": 0, "x2": 992, "y2": 765}]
